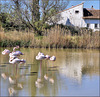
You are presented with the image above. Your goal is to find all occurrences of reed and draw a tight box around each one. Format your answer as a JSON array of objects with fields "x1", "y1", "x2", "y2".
[
  {"x1": 0, "y1": 25, "x2": 99, "y2": 49},
  {"x1": 42, "y1": 25, "x2": 99, "y2": 49},
  {"x1": 0, "y1": 31, "x2": 35, "y2": 47}
]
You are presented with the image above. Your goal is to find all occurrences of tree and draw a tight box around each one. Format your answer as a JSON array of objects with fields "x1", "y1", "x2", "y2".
[
  {"x1": 0, "y1": 0, "x2": 69, "y2": 34},
  {"x1": 40, "y1": 0, "x2": 69, "y2": 24}
]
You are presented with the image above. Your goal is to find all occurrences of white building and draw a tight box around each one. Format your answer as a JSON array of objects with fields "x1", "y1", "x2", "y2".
[{"x1": 53, "y1": 3, "x2": 100, "y2": 32}]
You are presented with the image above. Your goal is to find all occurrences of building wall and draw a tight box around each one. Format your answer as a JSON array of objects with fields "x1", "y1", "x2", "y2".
[
  {"x1": 56, "y1": 3, "x2": 100, "y2": 32},
  {"x1": 84, "y1": 19, "x2": 100, "y2": 32},
  {"x1": 57, "y1": 3, "x2": 85, "y2": 27}
]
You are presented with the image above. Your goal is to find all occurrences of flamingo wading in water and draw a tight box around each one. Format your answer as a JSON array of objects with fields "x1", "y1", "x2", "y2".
[{"x1": 2, "y1": 46, "x2": 24, "y2": 57}]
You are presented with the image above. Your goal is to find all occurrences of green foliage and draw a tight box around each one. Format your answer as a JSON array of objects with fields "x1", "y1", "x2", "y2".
[
  {"x1": 0, "y1": 39, "x2": 31, "y2": 47},
  {"x1": 34, "y1": 20, "x2": 51, "y2": 35},
  {"x1": 0, "y1": 12, "x2": 27, "y2": 31}
]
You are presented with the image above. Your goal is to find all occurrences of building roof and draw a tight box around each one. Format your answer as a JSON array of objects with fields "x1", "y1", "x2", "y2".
[
  {"x1": 57, "y1": 2, "x2": 100, "y2": 19},
  {"x1": 83, "y1": 8, "x2": 100, "y2": 19},
  {"x1": 57, "y1": 2, "x2": 84, "y2": 14}
]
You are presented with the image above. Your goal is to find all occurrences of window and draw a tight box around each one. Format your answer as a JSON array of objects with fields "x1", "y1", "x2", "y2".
[
  {"x1": 87, "y1": 23, "x2": 90, "y2": 28},
  {"x1": 95, "y1": 24, "x2": 98, "y2": 28},
  {"x1": 75, "y1": 10, "x2": 79, "y2": 14}
]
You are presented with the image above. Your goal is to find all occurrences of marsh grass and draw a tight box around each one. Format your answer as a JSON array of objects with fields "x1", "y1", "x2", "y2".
[{"x1": 0, "y1": 25, "x2": 99, "y2": 49}]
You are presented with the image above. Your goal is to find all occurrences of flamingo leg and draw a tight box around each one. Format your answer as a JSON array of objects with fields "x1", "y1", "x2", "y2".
[
  {"x1": 16, "y1": 64, "x2": 17, "y2": 74},
  {"x1": 15, "y1": 64, "x2": 19, "y2": 84},
  {"x1": 16, "y1": 64, "x2": 18, "y2": 78},
  {"x1": 40, "y1": 60, "x2": 42, "y2": 78},
  {"x1": 13, "y1": 64, "x2": 15, "y2": 76}
]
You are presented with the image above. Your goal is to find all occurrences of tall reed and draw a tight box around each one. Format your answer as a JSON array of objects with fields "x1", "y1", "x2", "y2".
[
  {"x1": 0, "y1": 31, "x2": 35, "y2": 47},
  {"x1": 0, "y1": 25, "x2": 99, "y2": 49}
]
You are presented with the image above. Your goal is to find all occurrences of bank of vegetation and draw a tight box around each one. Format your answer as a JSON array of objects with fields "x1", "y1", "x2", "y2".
[
  {"x1": 0, "y1": 25, "x2": 99, "y2": 49},
  {"x1": 0, "y1": 0, "x2": 99, "y2": 49}
]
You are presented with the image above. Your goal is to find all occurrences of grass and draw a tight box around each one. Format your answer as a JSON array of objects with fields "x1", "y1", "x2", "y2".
[{"x1": 0, "y1": 25, "x2": 99, "y2": 49}]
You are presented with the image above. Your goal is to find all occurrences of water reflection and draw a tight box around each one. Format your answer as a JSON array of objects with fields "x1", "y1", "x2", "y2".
[
  {"x1": 0, "y1": 48, "x2": 99, "y2": 96},
  {"x1": 1, "y1": 62, "x2": 25, "y2": 96},
  {"x1": 58, "y1": 50, "x2": 99, "y2": 84},
  {"x1": 35, "y1": 60, "x2": 44, "y2": 88}
]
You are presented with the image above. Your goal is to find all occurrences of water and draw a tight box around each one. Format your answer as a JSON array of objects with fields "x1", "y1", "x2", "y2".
[{"x1": 0, "y1": 48, "x2": 99, "y2": 96}]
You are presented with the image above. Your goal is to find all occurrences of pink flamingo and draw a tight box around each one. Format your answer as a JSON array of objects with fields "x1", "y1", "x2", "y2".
[{"x1": 2, "y1": 46, "x2": 24, "y2": 56}]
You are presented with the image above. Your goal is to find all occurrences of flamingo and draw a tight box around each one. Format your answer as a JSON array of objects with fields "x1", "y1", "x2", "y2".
[
  {"x1": 2, "y1": 49, "x2": 11, "y2": 55},
  {"x1": 35, "y1": 52, "x2": 45, "y2": 87},
  {"x1": 36, "y1": 54, "x2": 46, "y2": 60},
  {"x1": 50, "y1": 56, "x2": 56, "y2": 61},
  {"x1": 9, "y1": 55, "x2": 26, "y2": 78},
  {"x1": 36, "y1": 52, "x2": 46, "y2": 60},
  {"x1": 36, "y1": 52, "x2": 46, "y2": 76},
  {"x1": 2, "y1": 46, "x2": 24, "y2": 56},
  {"x1": 44, "y1": 55, "x2": 50, "y2": 80},
  {"x1": 9, "y1": 51, "x2": 23, "y2": 57},
  {"x1": 11, "y1": 46, "x2": 24, "y2": 56},
  {"x1": 9, "y1": 56, "x2": 26, "y2": 64},
  {"x1": 13, "y1": 46, "x2": 19, "y2": 52}
]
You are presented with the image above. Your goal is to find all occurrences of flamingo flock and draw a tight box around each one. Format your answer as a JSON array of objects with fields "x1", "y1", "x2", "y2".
[
  {"x1": 35, "y1": 52, "x2": 56, "y2": 86},
  {"x1": 36, "y1": 52, "x2": 56, "y2": 61},
  {"x1": 2, "y1": 46, "x2": 26, "y2": 96},
  {"x1": 2, "y1": 46, "x2": 26, "y2": 64},
  {"x1": 1, "y1": 47, "x2": 56, "y2": 94}
]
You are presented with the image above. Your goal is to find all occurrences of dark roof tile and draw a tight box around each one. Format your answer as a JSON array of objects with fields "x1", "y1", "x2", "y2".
[{"x1": 83, "y1": 8, "x2": 100, "y2": 19}]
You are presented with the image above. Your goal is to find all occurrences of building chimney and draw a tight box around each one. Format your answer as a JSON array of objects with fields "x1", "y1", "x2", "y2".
[{"x1": 91, "y1": 5, "x2": 93, "y2": 9}]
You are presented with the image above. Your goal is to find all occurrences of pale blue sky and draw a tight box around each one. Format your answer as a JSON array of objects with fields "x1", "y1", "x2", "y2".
[
  {"x1": 67, "y1": 0, "x2": 100, "y2": 9},
  {"x1": 1, "y1": 0, "x2": 99, "y2": 10}
]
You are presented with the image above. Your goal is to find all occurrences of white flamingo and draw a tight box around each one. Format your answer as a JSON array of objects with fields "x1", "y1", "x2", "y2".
[
  {"x1": 36, "y1": 52, "x2": 46, "y2": 75},
  {"x1": 50, "y1": 56, "x2": 56, "y2": 61},
  {"x1": 2, "y1": 49, "x2": 11, "y2": 55},
  {"x1": 9, "y1": 51, "x2": 23, "y2": 57},
  {"x1": 2, "y1": 46, "x2": 24, "y2": 56},
  {"x1": 12, "y1": 46, "x2": 24, "y2": 56},
  {"x1": 9, "y1": 56, "x2": 26, "y2": 64},
  {"x1": 36, "y1": 52, "x2": 46, "y2": 60},
  {"x1": 9, "y1": 55, "x2": 26, "y2": 77},
  {"x1": 44, "y1": 55, "x2": 50, "y2": 80}
]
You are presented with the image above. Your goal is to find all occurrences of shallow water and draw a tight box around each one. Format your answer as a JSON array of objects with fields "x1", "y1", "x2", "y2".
[{"x1": 0, "y1": 48, "x2": 99, "y2": 96}]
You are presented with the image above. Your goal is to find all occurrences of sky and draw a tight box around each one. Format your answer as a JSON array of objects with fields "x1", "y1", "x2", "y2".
[
  {"x1": 0, "y1": 0, "x2": 99, "y2": 10},
  {"x1": 66, "y1": 0, "x2": 100, "y2": 9}
]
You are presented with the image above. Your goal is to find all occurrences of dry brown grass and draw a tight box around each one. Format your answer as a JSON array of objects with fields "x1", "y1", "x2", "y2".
[{"x1": 0, "y1": 25, "x2": 99, "y2": 48}]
